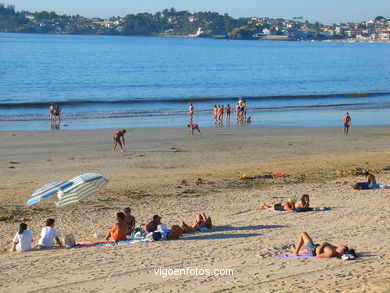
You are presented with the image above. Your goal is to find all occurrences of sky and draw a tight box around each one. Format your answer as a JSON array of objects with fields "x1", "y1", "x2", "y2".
[{"x1": 2, "y1": 0, "x2": 389, "y2": 24}]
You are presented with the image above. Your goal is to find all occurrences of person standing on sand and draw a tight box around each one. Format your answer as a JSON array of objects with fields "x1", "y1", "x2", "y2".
[
  {"x1": 112, "y1": 129, "x2": 126, "y2": 152},
  {"x1": 343, "y1": 112, "x2": 351, "y2": 135},
  {"x1": 189, "y1": 103, "x2": 194, "y2": 121}
]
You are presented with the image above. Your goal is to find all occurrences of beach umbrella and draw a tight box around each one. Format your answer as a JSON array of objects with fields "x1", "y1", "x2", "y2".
[
  {"x1": 26, "y1": 181, "x2": 73, "y2": 206},
  {"x1": 55, "y1": 173, "x2": 108, "y2": 208}
]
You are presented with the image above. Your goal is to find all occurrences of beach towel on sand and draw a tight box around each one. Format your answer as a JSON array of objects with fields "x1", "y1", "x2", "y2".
[
  {"x1": 77, "y1": 237, "x2": 153, "y2": 247},
  {"x1": 264, "y1": 207, "x2": 331, "y2": 213},
  {"x1": 275, "y1": 253, "x2": 315, "y2": 258}
]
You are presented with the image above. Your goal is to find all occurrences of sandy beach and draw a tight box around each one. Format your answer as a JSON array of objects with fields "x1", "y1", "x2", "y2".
[{"x1": 0, "y1": 126, "x2": 389, "y2": 292}]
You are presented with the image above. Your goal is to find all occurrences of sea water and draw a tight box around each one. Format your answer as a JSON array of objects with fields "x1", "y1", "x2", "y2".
[{"x1": 0, "y1": 33, "x2": 389, "y2": 130}]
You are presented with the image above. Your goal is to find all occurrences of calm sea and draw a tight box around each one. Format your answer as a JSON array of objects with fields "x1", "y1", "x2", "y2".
[{"x1": 0, "y1": 32, "x2": 389, "y2": 130}]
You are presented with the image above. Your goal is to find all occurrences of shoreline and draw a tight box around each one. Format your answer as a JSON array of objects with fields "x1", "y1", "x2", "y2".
[{"x1": 1, "y1": 126, "x2": 390, "y2": 202}]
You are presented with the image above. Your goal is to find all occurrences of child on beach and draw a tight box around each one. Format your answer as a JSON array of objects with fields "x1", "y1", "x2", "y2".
[
  {"x1": 37, "y1": 218, "x2": 64, "y2": 249},
  {"x1": 104, "y1": 212, "x2": 128, "y2": 241},
  {"x1": 9, "y1": 223, "x2": 33, "y2": 252}
]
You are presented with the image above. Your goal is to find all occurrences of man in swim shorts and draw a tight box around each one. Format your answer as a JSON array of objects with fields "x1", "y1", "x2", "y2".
[
  {"x1": 112, "y1": 129, "x2": 126, "y2": 152},
  {"x1": 291, "y1": 232, "x2": 348, "y2": 258},
  {"x1": 187, "y1": 122, "x2": 201, "y2": 135},
  {"x1": 343, "y1": 112, "x2": 351, "y2": 135}
]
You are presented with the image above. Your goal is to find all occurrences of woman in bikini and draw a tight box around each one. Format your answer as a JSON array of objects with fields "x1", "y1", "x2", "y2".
[{"x1": 193, "y1": 213, "x2": 212, "y2": 230}]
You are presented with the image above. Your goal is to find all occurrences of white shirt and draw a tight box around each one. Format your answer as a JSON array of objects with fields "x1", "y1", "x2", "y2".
[
  {"x1": 13, "y1": 230, "x2": 33, "y2": 252},
  {"x1": 38, "y1": 226, "x2": 58, "y2": 248}
]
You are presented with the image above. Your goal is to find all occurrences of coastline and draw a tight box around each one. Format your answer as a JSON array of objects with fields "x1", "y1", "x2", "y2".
[{"x1": 2, "y1": 31, "x2": 390, "y2": 43}]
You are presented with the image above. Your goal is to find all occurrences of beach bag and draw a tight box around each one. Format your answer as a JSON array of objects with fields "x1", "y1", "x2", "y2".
[
  {"x1": 131, "y1": 227, "x2": 145, "y2": 238},
  {"x1": 167, "y1": 225, "x2": 183, "y2": 240},
  {"x1": 153, "y1": 231, "x2": 162, "y2": 241},
  {"x1": 64, "y1": 234, "x2": 76, "y2": 248}
]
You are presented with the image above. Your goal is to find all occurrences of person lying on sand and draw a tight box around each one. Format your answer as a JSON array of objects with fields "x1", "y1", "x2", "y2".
[
  {"x1": 104, "y1": 212, "x2": 128, "y2": 241},
  {"x1": 124, "y1": 207, "x2": 135, "y2": 235},
  {"x1": 260, "y1": 199, "x2": 295, "y2": 211},
  {"x1": 187, "y1": 122, "x2": 201, "y2": 135},
  {"x1": 259, "y1": 194, "x2": 310, "y2": 211},
  {"x1": 144, "y1": 215, "x2": 162, "y2": 233},
  {"x1": 36, "y1": 218, "x2": 64, "y2": 249},
  {"x1": 291, "y1": 232, "x2": 349, "y2": 258},
  {"x1": 112, "y1": 129, "x2": 126, "y2": 152},
  {"x1": 7, "y1": 223, "x2": 33, "y2": 252},
  {"x1": 295, "y1": 194, "x2": 310, "y2": 210},
  {"x1": 193, "y1": 213, "x2": 212, "y2": 230}
]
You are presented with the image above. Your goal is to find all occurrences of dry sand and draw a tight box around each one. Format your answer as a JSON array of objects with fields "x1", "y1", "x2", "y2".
[{"x1": 0, "y1": 126, "x2": 389, "y2": 292}]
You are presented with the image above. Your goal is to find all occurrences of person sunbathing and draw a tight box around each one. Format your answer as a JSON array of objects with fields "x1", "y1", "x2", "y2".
[
  {"x1": 291, "y1": 232, "x2": 349, "y2": 258},
  {"x1": 124, "y1": 207, "x2": 135, "y2": 235},
  {"x1": 260, "y1": 200, "x2": 295, "y2": 211},
  {"x1": 295, "y1": 194, "x2": 310, "y2": 210},
  {"x1": 104, "y1": 212, "x2": 128, "y2": 241},
  {"x1": 260, "y1": 194, "x2": 310, "y2": 211},
  {"x1": 193, "y1": 213, "x2": 212, "y2": 230}
]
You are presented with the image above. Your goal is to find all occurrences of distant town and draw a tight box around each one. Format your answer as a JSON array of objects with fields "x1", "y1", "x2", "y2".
[{"x1": 1, "y1": 4, "x2": 389, "y2": 42}]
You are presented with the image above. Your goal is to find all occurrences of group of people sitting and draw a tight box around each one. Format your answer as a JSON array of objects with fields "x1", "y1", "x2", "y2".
[
  {"x1": 104, "y1": 207, "x2": 213, "y2": 242},
  {"x1": 8, "y1": 218, "x2": 64, "y2": 252},
  {"x1": 9, "y1": 207, "x2": 213, "y2": 252}
]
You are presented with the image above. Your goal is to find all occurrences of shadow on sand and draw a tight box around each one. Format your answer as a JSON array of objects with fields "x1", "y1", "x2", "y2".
[
  {"x1": 180, "y1": 232, "x2": 261, "y2": 241},
  {"x1": 213, "y1": 224, "x2": 286, "y2": 232},
  {"x1": 180, "y1": 224, "x2": 286, "y2": 241}
]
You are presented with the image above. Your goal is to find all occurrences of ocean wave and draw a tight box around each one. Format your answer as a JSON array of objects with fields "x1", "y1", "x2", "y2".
[{"x1": 0, "y1": 91, "x2": 389, "y2": 108}]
